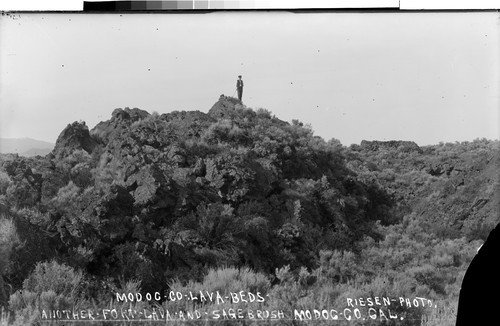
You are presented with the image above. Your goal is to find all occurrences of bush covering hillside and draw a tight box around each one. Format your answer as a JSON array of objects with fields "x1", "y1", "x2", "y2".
[{"x1": 0, "y1": 96, "x2": 498, "y2": 325}]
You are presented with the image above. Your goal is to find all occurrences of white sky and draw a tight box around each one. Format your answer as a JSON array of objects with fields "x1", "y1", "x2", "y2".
[{"x1": 1, "y1": 12, "x2": 499, "y2": 146}]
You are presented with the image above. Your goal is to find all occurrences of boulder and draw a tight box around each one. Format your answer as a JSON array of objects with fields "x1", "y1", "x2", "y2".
[{"x1": 52, "y1": 121, "x2": 97, "y2": 159}]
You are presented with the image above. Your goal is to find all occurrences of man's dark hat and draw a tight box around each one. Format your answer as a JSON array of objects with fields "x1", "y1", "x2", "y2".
[{"x1": 238, "y1": 75, "x2": 242, "y2": 78}]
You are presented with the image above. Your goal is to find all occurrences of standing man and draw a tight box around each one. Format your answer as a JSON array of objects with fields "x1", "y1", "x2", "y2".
[{"x1": 236, "y1": 75, "x2": 244, "y2": 102}]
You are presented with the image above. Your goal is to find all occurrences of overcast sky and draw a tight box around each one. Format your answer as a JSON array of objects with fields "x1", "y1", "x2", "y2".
[{"x1": 1, "y1": 12, "x2": 499, "y2": 146}]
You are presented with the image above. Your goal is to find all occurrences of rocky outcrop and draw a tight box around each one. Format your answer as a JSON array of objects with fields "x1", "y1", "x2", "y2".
[
  {"x1": 52, "y1": 121, "x2": 98, "y2": 159},
  {"x1": 426, "y1": 163, "x2": 456, "y2": 177},
  {"x1": 207, "y1": 95, "x2": 242, "y2": 119},
  {"x1": 0, "y1": 157, "x2": 43, "y2": 206},
  {"x1": 360, "y1": 140, "x2": 422, "y2": 153},
  {"x1": 112, "y1": 107, "x2": 150, "y2": 121},
  {"x1": 208, "y1": 95, "x2": 288, "y2": 128},
  {"x1": 91, "y1": 107, "x2": 150, "y2": 144},
  {"x1": 160, "y1": 110, "x2": 215, "y2": 139}
]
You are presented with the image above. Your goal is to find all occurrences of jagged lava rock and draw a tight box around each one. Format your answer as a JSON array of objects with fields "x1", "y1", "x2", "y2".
[
  {"x1": 91, "y1": 107, "x2": 150, "y2": 143},
  {"x1": 160, "y1": 110, "x2": 215, "y2": 139},
  {"x1": 52, "y1": 121, "x2": 98, "y2": 159},
  {"x1": 112, "y1": 107, "x2": 150, "y2": 121},
  {"x1": 207, "y1": 95, "x2": 242, "y2": 119},
  {"x1": 208, "y1": 95, "x2": 288, "y2": 128},
  {"x1": 360, "y1": 140, "x2": 423, "y2": 153}
]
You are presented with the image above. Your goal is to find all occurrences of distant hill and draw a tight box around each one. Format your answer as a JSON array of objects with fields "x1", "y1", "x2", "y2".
[{"x1": 0, "y1": 138, "x2": 54, "y2": 156}]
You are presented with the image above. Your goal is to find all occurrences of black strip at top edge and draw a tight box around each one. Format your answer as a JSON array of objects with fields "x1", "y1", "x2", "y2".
[{"x1": 2, "y1": 8, "x2": 499, "y2": 14}]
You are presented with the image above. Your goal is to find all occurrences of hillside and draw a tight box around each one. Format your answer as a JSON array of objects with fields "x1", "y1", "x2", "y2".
[
  {"x1": 0, "y1": 138, "x2": 54, "y2": 157},
  {"x1": 348, "y1": 139, "x2": 499, "y2": 240},
  {"x1": 0, "y1": 96, "x2": 498, "y2": 325}
]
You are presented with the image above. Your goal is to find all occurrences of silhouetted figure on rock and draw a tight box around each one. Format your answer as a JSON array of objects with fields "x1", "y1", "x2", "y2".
[
  {"x1": 456, "y1": 222, "x2": 500, "y2": 325},
  {"x1": 236, "y1": 75, "x2": 244, "y2": 102}
]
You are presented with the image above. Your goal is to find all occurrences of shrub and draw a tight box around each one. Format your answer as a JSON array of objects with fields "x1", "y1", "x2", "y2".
[
  {"x1": 8, "y1": 261, "x2": 83, "y2": 323},
  {"x1": 0, "y1": 216, "x2": 21, "y2": 308}
]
